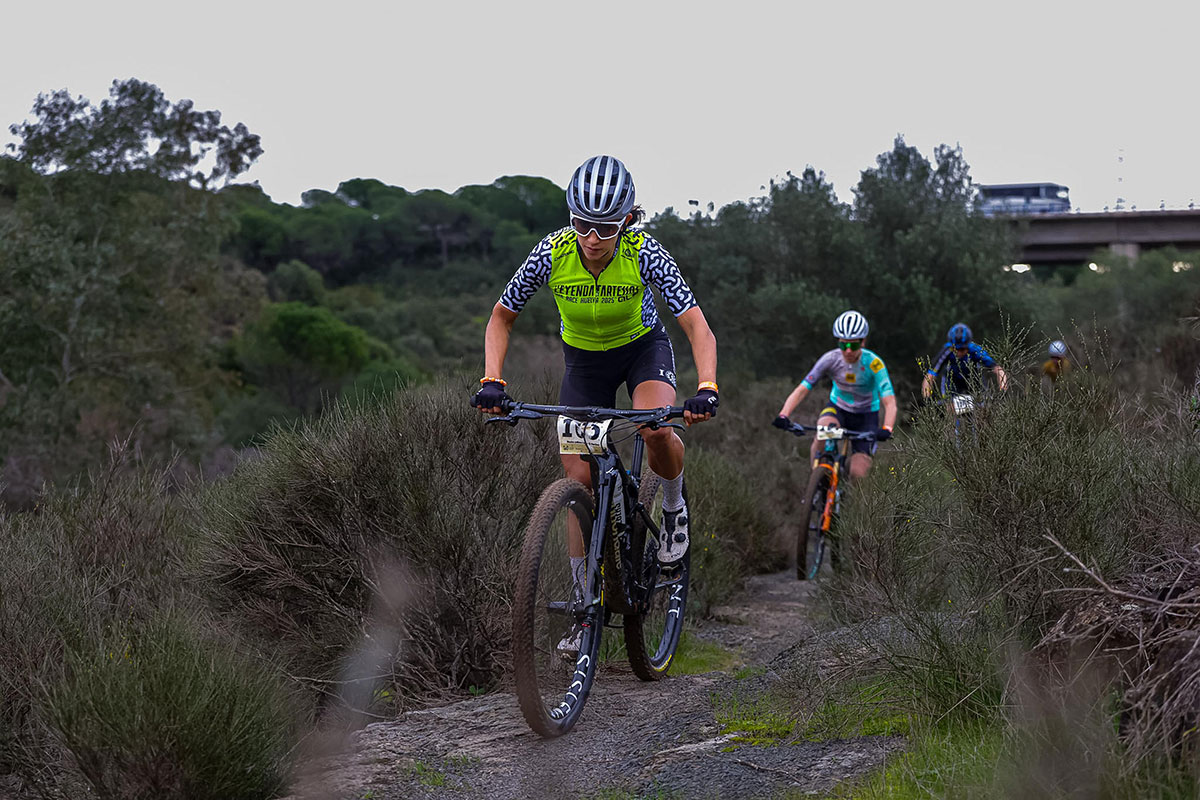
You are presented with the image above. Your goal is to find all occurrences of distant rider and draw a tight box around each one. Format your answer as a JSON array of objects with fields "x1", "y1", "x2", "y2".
[
  {"x1": 773, "y1": 311, "x2": 897, "y2": 481},
  {"x1": 1041, "y1": 339, "x2": 1071, "y2": 389},
  {"x1": 922, "y1": 323, "x2": 1009, "y2": 400}
]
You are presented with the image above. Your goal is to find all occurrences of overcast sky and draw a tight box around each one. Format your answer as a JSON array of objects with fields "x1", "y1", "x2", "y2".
[{"x1": 3, "y1": 1, "x2": 1198, "y2": 215}]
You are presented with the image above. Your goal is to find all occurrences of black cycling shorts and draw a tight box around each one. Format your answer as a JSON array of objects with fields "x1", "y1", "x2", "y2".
[
  {"x1": 560, "y1": 324, "x2": 676, "y2": 407},
  {"x1": 818, "y1": 405, "x2": 879, "y2": 456}
]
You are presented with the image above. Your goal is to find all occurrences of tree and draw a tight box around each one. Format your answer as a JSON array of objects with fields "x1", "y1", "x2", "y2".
[
  {"x1": 0, "y1": 79, "x2": 266, "y2": 504},
  {"x1": 8, "y1": 78, "x2": 262, "y2": 189},
  {"x1": 234, "y1": 303, "x2": 375, "y2": 414}
]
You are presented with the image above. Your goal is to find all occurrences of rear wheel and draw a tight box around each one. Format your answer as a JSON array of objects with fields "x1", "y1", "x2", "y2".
[
  {"x1": 798, "y1": 464, "x2": 832, "y2": 580},
  {"x1": 624, "y1": 473, "x2": 690, "y2": 681},
  {"x1": 512, "y1": 478, "x2": 603, "y2": 737}
]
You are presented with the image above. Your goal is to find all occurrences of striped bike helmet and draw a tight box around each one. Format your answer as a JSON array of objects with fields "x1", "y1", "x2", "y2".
[
  {"x1": 1049, "y1": 340, "x2": 1067, "y2": 357},
  {"x1": 832, "y1": 310, "x2": 869, "y2": 339},
  {"x1": 948, "y1": 323, "x2": 973, "y2": 347},
  {"x1": 566, "y1": 155, "x2": 636, "y2": 222}
]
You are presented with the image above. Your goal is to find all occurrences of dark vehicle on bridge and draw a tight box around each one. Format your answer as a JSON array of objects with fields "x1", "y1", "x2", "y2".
[{"x1": 978, "y1": 183, "x2": 1070, "y2": 216}]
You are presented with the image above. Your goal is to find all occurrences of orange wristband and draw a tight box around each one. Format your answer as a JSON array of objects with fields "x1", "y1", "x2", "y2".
[
  {"x1": 480, "y1": 376, "x2": 507, "y2": 387},
  {"x1": 698, "y1": 381, "x2": 719, "y2": 393}
]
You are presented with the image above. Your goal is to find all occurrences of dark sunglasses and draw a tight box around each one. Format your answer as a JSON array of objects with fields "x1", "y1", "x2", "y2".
[
  {"x1": 570, "y1": 216, "x2": 623, "y2": 240},
  {"x1": 837, "y1": 340, "x2": 862, "y2": 351}
]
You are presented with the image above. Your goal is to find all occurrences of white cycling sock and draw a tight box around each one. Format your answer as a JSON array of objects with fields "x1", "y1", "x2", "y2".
[{"x1": 655, "y1": 470, "x2": 685, "y2": 512}]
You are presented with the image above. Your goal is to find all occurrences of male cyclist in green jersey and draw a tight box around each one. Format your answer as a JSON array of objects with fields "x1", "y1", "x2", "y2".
[
  {"x1": 471, "y1": 156, "x2": 718, "y2": 653},
  {"x1": 773, "y1": 311, "x2": 897, "y2": 481}
]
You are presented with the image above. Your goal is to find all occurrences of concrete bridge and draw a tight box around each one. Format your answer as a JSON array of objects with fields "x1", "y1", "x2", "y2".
[{"x1": 1011, "y1": 209, "x2": 1200, "y2": 265}]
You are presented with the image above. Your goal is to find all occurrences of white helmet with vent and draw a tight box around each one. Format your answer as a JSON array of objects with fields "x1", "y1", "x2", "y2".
[
  {"x1": 832, "y1": 310, "x2": 869, "y2": 339},
  {"x1": 566, "y1": 155, "x2": 636, "y2": 222}
]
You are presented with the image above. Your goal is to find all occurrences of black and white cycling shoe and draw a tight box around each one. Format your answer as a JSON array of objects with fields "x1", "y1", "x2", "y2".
[
  {"x1": 556, "y1": 625, "x2": 584, "y2": 660},
  {"x1": 657, "y1": 505, "x2": 690, "y2": 564}
]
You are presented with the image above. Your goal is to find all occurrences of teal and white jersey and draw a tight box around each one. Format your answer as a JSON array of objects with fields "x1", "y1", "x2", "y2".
[{"x1": 801, "y1": 348, "x2": 895, "y2": 412}]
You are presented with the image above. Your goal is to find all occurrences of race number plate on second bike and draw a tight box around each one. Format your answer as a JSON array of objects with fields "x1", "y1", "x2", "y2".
[
  {"x1": 557, "y1": 417, "x2": 614, "y2": 455},
  {"x1": 951, "y1": 395, "x2": 976, "y2": 415}
]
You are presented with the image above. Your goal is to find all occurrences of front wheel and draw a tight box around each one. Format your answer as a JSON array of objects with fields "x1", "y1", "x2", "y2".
[
  {"x1": 798, "y1": 464, "x2": 833, "y2": 580},
  {"x1": 512, "y1": 478, "x2": 604, "y2": 737},
  {"x1": 624, "y1": 473, "x2": 690, "y2": 681}
]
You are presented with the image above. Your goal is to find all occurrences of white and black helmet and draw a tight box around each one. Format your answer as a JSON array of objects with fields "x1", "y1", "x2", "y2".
[
  {"x1": 832, "y1": 310, "x2": 869, "y2": 339},
  {"x1": 1049, "y1": 340, "x2": 1067, "y2": 357},
  {"x1": 566, "y1": 155, "x2": 636, "y2": 222}
]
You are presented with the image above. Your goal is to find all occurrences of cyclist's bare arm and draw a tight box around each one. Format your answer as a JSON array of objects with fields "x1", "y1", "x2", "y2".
[
  {"x1": 480, "y1": 302, "x2": 518, "y2": 414},
  {"x1": 921, "y1": 373, "x2": 937, "y2": 398},
  {"x1": 677, "y1": 307, "x2": 718, "y2": 425},
  {"x1": 880, "y1": 394, "x2": 898, "y2": 429},
  {"x1": 993, "y1": 365, "x2": 1009, "y2": 391},
  {"x1": 778, "y1": 383, "x2": 811, "y2": 418}
]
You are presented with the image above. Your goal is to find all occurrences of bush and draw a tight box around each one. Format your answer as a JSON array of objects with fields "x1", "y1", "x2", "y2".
[
  {"x1": 795, "y1": 338, "x2": 1200, "y2": 788},
  {"x1": 0, "y1": 449, "x2": 298, "y2": 798},
  {"x1": 47, "y1": 616, "x2": 295, "y2": 800},
  {"x1": 198, "y1": 377, "x2": 561, "y2": 709}
]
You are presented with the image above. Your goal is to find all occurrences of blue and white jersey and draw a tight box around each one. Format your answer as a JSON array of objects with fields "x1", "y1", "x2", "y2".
[{"x1": 929, "y1": 342, "x2": 997, "y2": 395}]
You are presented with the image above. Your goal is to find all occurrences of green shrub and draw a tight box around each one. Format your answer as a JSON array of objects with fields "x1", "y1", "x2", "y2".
[
  {"x1": 0, "y1": 449, "x2": 300, "y2": 797},
  {"x1": 198, "y1": 377, "x2": 561, "y2": 709},
  {"x1": 47, "y1": 616, "x2": 295, "y2": 800}
]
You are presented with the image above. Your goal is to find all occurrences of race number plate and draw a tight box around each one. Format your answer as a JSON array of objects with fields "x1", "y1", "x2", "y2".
[
  {"x1": 558, "y1": 416, "x2": 614, "y2": 455},
  {"x1": 951, "y1": 395, "x2": 975, "y2": 415},
  {"x1": 816, "y1": 425, "x2": 844, "y2": 441}
]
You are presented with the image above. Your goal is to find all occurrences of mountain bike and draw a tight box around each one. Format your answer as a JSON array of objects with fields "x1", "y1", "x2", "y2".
[
  {"x1": 775, "y1": 420, "x2": 875, "y2": 581},
  {"x1": 934, "y1": 392, "x2": 983, "y2": 448},
  {"x1": 489, "y1": 402, "x2": 691, "y2": 737}
]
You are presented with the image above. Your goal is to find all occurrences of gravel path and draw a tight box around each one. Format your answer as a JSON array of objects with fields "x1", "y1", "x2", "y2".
[{"x1": 282, "y1": 573, "x2": 904, "y2": 800}]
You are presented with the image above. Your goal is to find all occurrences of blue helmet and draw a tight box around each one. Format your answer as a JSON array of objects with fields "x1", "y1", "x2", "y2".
[{"x1": 947, "y1": 323, "x2": 973, "y2": 347}]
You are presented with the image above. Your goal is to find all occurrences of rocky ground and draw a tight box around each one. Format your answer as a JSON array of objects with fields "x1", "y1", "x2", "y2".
[{"x1": 281, "y1": 573, "x2": 904, "y2": 800}]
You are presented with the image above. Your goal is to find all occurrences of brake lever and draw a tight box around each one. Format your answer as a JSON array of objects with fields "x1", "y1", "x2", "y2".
[
  {"x1": 640, "y1": 420, "x2": 685, "y2": 432},
  {"x1": 484, "y1": 415, "x2": 518, "y2": 426}
]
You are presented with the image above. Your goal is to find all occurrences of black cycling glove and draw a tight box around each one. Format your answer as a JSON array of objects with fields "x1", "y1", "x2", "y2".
[
  {"x1": 874, "y1": 426, "x2": 893, "y2": 441},
  {"x1": 471, "y1": 381, "x2": 510, "y2": 411},
  {"x1": 683, "y1": 389, "x2": 719, "y2": 418},
  {"x1": 772, "y1": 415, "x2": 791, "y2": 430}
]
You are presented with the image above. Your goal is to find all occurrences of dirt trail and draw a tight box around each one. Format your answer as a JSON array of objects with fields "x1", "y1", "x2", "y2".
[{"x1": 283, "y1": 573, "x2": 902, "y2": 800}]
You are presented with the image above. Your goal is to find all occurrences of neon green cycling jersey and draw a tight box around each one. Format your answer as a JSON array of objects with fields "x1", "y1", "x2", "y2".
[{"x1": 499, "y1": 227, "x2": 697, "y2": 351}]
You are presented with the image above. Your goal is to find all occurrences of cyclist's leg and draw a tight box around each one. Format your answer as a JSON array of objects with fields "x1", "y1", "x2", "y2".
[
  {"x1": 626, "y1": 325, "x2": 682, "y2": 488},
  {"x1": 631, "y1": 378, "x2": 681, "y2": 480},
  {"x1": 836, "y1": 408, "x2": 877, "y2": 480},
  {"x1": 626, "y1": 327, "x2": 689, "y2": 562},
  {"x1": 813, "y1": 406, "x2": 839, "y2": 463}
]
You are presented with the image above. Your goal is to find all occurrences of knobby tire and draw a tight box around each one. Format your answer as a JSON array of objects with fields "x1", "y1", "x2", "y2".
[
  {"x1": 512, "y1": 478, "x2": 603, "y2": 737},
  {"x1": 624, "y1": 473, "x2": 691, "y2": 681},
  {"x1": 798, "y1": 464, "x2": 832, "y2": 580}
]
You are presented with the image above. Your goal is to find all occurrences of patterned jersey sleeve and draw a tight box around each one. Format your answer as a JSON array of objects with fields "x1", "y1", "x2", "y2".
[
  {"x1": 929, "y1": 344, "x2": 953, "y2": 376},
  {"x1": 970, "y1": 343, "x2": 997, "y2": 368},
  {"x1": 498, "y1": 235, "x2": 553, "y2": 313},
  {"x1": 639, "y1": 234, "x2": 697, "y2": 317}
]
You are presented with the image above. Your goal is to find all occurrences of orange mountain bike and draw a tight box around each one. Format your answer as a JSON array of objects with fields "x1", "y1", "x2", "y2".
[{"x1": 776, "y1": 421, "x2": 876, "y2": 580}]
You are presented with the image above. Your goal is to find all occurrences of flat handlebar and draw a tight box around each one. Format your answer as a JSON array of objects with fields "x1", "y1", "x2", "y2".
[
  {"x1": 774, "y1": 419, "x2": 876, "y2": 441},
  {"x1": 486, "y1": 401, "x2": 686, "y2": 428}
]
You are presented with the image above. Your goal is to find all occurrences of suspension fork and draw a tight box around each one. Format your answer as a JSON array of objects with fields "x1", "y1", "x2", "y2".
[
  {"x1": 820, "y1": 459, "x2": 840, "y2": 533},
  {"x1": 580, "y1": 457, "x2": 618, "y2": 619}
]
